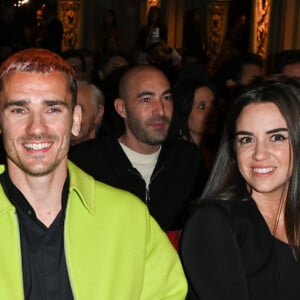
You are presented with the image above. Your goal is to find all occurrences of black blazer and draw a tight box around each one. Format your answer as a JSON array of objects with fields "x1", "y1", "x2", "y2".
[{"x1": 180, "y1": 197, "x2": 299, "y2": 300}]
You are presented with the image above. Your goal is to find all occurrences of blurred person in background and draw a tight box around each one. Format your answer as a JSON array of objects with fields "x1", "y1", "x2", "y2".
[
  {"x1": 70, "y1": 82, "x2": 105, "y2": 146},
  {"x1": 169, "y1": 79, "x2": 221, "y2": 174}
]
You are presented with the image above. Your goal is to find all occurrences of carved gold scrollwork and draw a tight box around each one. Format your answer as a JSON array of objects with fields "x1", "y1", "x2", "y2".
[
  {"x1": 207, "y1": 1, "x2": 230, "y2": 67},
  {"x1": 61, "y1": 0, "x2": 80, "y2": 49},
  {"x1": 253, "y1": 0, "x2": 271, "y2": 59}
]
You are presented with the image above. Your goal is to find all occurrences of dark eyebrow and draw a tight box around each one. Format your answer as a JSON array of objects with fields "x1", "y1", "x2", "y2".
[
  {"x1": 4, "y1": 100, "x2": 68, "y2": 109},
  {"x1": 4, "y1": 100, "x2": 28, "y2": 108},
  {"x1": 136, "y1": 91, "x2": 155, "y2": 98},
  {"x1": 43, "y1": 100, "x2": 68, "y2": 107},
  {"x1": 234, "y1": 131, "x2": 252, "y2": 137},
  {"x1": 162, "y1": 88, "x2": 172, "y2": 95},
  {"x1": 266, "y1": 128, "x2": 288, "y2": 134},
  {"x1": 235, "y1": 128, "x2": 288, "y2": 137},
  {"x1": 136, "y1": 89, "x2": 172, "y2": 99}
]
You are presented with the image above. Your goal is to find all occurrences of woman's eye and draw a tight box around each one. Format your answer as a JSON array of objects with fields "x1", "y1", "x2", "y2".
[
  {"x1": 238, "y1": 136, "x2": 253, "y2": 144},
  {"x1": 197, "y1": 103, "x2": 205, "y2": 109},
  {"x1": 270, "y1": 134, "x2": 288, "y2": 141}
]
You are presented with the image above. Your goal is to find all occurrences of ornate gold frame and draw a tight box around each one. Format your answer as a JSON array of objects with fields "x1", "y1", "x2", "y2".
[
  {"x1": 206, "y1": 1, "x2": 230, "y2": 66},
  {"x1": 60, "y1": 0, "x2": 81, "y2": 50},
  {"x1": 251, "y1": 0, "x2": 272, "y2": 59}
]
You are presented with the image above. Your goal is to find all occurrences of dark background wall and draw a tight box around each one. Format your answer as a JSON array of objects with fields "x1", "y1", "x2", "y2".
[{"x1": 0, "y1": 0, "x2": 295, "y2": 71}]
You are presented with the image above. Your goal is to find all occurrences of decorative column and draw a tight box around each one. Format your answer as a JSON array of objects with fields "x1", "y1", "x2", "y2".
[
  {"x1": 165, "y1": 0, "x2": 184, "y2": 49},
  {"x1": 206, "y1": 0, "x2": 231, "y2": 68},
  {"x1": 58, "y1": 0, "x2": 82, "y2": 50},
  {"x1": 250, "y1": 0, "x2": 272, "y2": 60}
]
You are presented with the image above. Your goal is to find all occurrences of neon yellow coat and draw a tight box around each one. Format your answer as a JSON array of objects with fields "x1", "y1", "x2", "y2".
[{"x1": 0, "y1": 161, "x2": 187, "y2": 299}]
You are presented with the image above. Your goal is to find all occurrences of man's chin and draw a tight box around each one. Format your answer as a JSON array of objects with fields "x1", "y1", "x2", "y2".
[
  {"x1": 145, "y1": 135, "x2": 167, "y2": 146},
  {"x1": 9, "y1": 160, "x2": 59, "y2": 177}
]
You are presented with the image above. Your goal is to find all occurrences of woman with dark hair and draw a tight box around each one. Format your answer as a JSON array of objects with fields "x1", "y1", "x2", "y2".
[
  {"x1": 170, "y1": 80, "x2": 220, "y2": 172},
  {"x1": 180, "y1": 77, "x2": 300, "y2": 299}
]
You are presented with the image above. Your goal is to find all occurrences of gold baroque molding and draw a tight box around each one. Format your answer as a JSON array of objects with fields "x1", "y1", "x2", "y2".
[
  {"x1": 61, "y1": 0, "x2": 81, "y2": 49},
  {"x1": 252, "y1": 0, "x2": 272, "y2": 59},
  {"x1": 207, "y1": 2, "x2": 230, "y2": 66}
]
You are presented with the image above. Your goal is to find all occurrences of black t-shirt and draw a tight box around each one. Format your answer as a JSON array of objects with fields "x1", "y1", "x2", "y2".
[{"x1": 0, "y1": 172, "x2": 73, "y2": 300}]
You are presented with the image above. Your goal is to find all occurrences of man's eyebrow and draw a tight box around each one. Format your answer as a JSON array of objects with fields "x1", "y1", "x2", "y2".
[
  {"x1": 43, "y1": 100, "x2": 68, "y2": 107},
  {"x1": 136, "y1": 91, "x2": 155, "y2": 98},
  {"x1": 4, "y1": 100, "x2": 28, "y2": 108},
  {"x1": 136, "y1": 89, "x2": 172, "y2": 98},
  {"x1": 4, "y1": 99, "x2": 68, "y2": 109},
  {"x1": 162, "y1": 88, "x2": 172, "y2": 95}
]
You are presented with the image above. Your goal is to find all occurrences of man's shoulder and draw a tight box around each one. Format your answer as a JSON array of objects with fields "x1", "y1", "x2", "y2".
[
  {"x1": 163, "y1": 138, "x2": 200, "y2": 154},
  {"x1": 71, "y1": 136, "x2": 108, "y2": 150},
  {"x1": 69, "y1": 136, "x2": 120, "y2": 158},
  {"x1": 161, "y1": 138, "x2": 203, "y2": 165},
  {"x1": 68, "y1": 160, "x2": 146, "y2": 211},
  {"x1": 69, "y1": 136, "x2": 132, "y2": 183}
]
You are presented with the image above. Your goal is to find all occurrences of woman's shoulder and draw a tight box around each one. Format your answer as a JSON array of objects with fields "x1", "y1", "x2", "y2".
[
  {"x1": 183, "y1": 199, "x2": 243, "y2": 230},
  {"x1": 182, "y1": 198, "x2": 273, "y2": 261},
  {"x1": 192, "y1": 198, "x2": 255, "y2": 218},
  {"x1": 184, "y1": 198, "x2": 269, "y2": 239}
]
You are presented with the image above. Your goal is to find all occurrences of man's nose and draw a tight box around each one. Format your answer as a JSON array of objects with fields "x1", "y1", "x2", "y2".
[
  {"x1": 153, "y1": 99, "x2": 165, "y2": 116},
  {"x1": 26, "y1": 113, "x2": 47, "y2": 136}
]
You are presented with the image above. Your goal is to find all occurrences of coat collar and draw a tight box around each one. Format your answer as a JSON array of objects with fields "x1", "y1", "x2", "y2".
[
  {"x1": 68, "y1": 160, "x2": 96, "y2": 214},
  {"x1": 0, "y1": 165, "x2": 14, "y2": 215},
  {"x1": 0, "y1": 162, "x2": 97, "y2": 216}
]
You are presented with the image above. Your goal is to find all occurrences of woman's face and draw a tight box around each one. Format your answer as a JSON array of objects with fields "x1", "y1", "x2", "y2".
[
  {"x1": 188, "y1": 86, "x2": 217, "y2": 138},
  {"x1": 235, "y1": 102, "x2": 293, "y2": 201}
]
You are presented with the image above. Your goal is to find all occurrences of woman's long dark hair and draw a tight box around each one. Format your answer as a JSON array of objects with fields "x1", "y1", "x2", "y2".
[
  {"x1": 200, "y1": 77, "x2": 300, "y2": 257},
  {"x1": 169, "y1": 79, "x2": 219, "y2": 145}
]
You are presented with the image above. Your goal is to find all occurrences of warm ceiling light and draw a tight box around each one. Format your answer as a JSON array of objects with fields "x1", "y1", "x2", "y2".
[{"x1": 14, "y1": 0, "x2": 30, "y2": 7}]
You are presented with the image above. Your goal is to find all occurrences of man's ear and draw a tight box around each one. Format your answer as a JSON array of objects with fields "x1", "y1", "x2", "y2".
[
  {"x1": 71, "y1": 104, "x2": 82, "y2": 136},
  {"x1": 95, "y1": 104, "x2": 104, "y2": 126},
  {"x1": 114, "y1": 98, "x2": 126, "y2": 118}
]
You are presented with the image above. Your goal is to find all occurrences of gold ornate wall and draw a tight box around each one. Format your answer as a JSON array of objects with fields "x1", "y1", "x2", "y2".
[
  {"x1": 250, "y1": 0, "x2": 272, "y2": 59},
  {"x1": 206, "y1": 0, "x2": 231, "y2": 67},
  {"x1": 59, "y1": 0, "x2": 82, "y2": 50}
]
